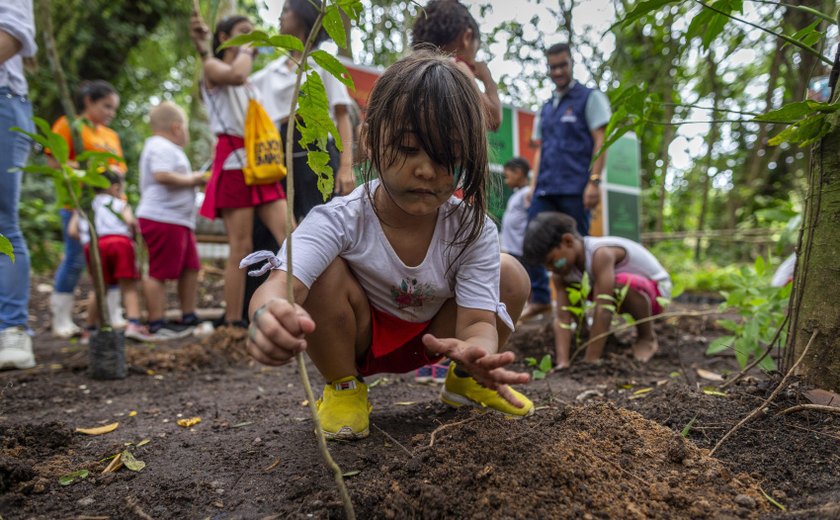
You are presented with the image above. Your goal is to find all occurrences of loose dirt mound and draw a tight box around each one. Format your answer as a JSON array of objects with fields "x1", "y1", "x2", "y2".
[
  {"x1": 352, "y1": 403, "x2": 768, "y2": 519},
  {"x1": 126, "y1": 325, "x2": 250, "y2": 372}
]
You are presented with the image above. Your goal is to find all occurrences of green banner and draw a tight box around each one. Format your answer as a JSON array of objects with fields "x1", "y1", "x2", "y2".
[
  {"x1": 606, "y1": 190, "x2": 640, "y2": 242},
  {"x1": 605, "y1": 134, "x2": 640, "y2": 188},
  {"x1": 488, "y1": 106, "x2": 514, "y2": 168}
]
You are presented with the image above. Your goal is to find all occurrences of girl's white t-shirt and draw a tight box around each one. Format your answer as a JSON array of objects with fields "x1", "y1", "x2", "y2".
[
  {"x1": 274, "y1": 181, "x2": 504, "y2": 324},
  {"x1": 565, "y1": 236, "x2": 672, "y2": 298},
  {"x1": 78, "y1": 193, "x2": 131, "y2": 245}
]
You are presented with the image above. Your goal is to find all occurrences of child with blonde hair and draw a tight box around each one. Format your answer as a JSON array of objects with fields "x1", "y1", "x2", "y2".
[{"x1": 136, "y1": 101, "x2": 206, "y2": 341}]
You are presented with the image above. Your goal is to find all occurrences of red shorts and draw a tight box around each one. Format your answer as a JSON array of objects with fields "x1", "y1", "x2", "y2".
[
  {"x1": 83, "y1": 235, "x2": 139, "y2": 286},
  {"x1": 614, "y1": 273, "x2": 664, "y2": 314},
  {"x1": 139, "y1": 218, "x2": 201, "y2": 281},
  {"x1": 356, "y1": 306, "x2": 443, "y2": 377},
  {"x1": 198, "y1": 135, "x2": 286, "y2": 220}
]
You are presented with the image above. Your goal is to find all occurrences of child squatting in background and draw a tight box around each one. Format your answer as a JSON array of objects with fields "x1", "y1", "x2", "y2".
[
  {"x1": 523, "y1": 212, "x2": 672, "y2": 369},
  {"x1": 243, "y1": 51, "x2": 535, "y2": 441},
  {"x1": 68, "y1": 172, "x2": 149, "y2": 342}
]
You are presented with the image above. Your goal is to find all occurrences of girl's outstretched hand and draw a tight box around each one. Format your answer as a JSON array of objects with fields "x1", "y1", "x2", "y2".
[
  {"x1": 421, "y1": 334, "x2": 530, "y2": 407},
  {"x1": 247, "y1": 298, "x2": 316, "y2": 366}
]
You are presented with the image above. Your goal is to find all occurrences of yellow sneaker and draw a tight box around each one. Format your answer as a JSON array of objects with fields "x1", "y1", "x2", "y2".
[
  {"x1": 316, "y1": 376, "x2": 372, "y2": 440},
  {"x1": 440, "y1": 363, "x2": 534, "y2": 417}
]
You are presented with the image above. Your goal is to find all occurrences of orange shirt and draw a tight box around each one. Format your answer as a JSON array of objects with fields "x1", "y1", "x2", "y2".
[{"x1": 51, "y1": 116, "x2": 127, "y2": 174}]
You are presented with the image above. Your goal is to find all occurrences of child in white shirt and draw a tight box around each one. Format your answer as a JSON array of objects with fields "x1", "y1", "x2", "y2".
[
  {"x1": 524, "y1": 212, "x2": 672, "y2": 368},
  {"x1": 136, "y1": 101, "x2": 206, "y2": 340}
]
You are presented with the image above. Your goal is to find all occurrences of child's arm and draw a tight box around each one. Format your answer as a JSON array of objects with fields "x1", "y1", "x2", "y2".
[
  {"x1": 586, "y1": 248, "x2": 619, "y2": 362},
  {"x1": 552, "y1": 274, "x2": 574, "y2": 369},
  {"x1": 67, "y1": 211, "x2": 80, "y2": 240},
  {"x1": 333, "y1": 104, "x2": 356, "y2": 196},
  {"x1": 202, "y1": 47, "x2": 256, "y2": 87},
  {"x1": 472, "y1": 62, "x2": 503, "y2": 131},
  {"x1": 422, "y1": 307, "x2": 530, "y2": 408},
  {"x1": 152, "y1": 170, "x2": 206, "y2": 188},
  {"x1": 246, "y1": 269, "x2": 316, "y2": 366},
  {"x1": 120, "y1": 203, "x2": 137, "y2": 235}
]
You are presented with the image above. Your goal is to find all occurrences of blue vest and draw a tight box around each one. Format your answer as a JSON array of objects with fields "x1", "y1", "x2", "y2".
[{"x1": 536, "y1": 83, "x2": 594, "y2": 196}]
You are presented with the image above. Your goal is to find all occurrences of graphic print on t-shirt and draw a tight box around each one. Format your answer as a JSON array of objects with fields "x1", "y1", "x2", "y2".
[{"x1": 390, "y1": 277, "x2": 434, "y2": 309}]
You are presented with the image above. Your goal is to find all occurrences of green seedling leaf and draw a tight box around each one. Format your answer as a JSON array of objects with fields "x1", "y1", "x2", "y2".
[
  {"x1": 760, "y1": 487, "x2": 786, "y2": 511},
  {"x1": 538, "y1": 354, "x2": 553, "y2": 373},
  {"x1": 217, "y1": 30, "x2": 271, "y2": 51},
  {"x1": 620, "y1": 312, "x2": 636, "y2": 325},
  {"x1": 267, "y1": 34, "x2": 305, "y2": 53},
  {"x1": 310, "y1": 50, "x2": 355, "y2": 90},
  {"x1": 655, "y1": 297, "x2": 670, "y2": 309},
  {"x1": 680, "y1": 415, "x2": 698, "y2": 437},
  {"x1": 322, "y1": 6, "x2": 347, "y2": 49},
  {"x1": 121, "y1": 450, "x2": 145, "y2": 472},
  {"x1": 58, "y1": 469, "x2": 89, "y2": 486},
  {"x1": 669, "y1": 371, "x2": 681, "y2": 378},
  {"x1": 342, "y1": 469, "x2": 361, "y2": 478},
  {"x1": 525, "y1": 357, "x2": 537, "y2": 366},
  {"x1": 0, "y1": 234, "x2": 13, "y2": 263},
  {"x1": 702, "y1": 387, "x2": 727, "y2": 397}
]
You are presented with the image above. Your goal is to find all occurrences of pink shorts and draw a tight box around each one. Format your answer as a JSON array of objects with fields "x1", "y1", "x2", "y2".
[
  {"x1": 615, "y1": 273, "x2": 664, "y2": 314},
  {"x1": 198, "y1": 135, "x2": 286, "y2": 220},
  {"x1": 139, "y1": 218, "x2": 200, "y2": 281},
  {"x1": 356, "y1": 306, "x2": 443, "y2": 377},
  {"x1": 83, "y1": 235, "x2": 139, "y2": 286}
]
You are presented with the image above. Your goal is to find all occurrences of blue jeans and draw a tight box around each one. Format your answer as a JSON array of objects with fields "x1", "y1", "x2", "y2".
[
  {"x1": 524, "y1": 194, "x2": 590, "y2": 305},
  {"x1": 0, "y1": 88, "x2": 34, "y2": 330},
  {"x1": 54, "y1": 208, "x2": 85, "y2": 293}
]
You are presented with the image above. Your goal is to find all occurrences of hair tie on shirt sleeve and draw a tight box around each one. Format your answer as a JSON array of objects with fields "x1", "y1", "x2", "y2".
[{"x1": 239, "y1": 250, "x2": 283, "y2": 277}]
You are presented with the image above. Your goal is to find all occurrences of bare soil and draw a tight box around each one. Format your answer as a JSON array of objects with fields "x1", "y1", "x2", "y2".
[{"x1": 2, "y1": 278, "x2": 839, "y2": 519}]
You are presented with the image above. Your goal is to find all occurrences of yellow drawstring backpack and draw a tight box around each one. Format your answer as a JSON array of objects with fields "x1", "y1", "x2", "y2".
[{"x1": 242, "y1": 98, "x2": 286, "y2": 185}]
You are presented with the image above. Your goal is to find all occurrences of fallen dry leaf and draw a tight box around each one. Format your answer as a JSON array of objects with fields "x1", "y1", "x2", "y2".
[
  {"x1": 703, "y1": 387, "x2": 727, "y2": 397},
  {"x1": 128, "y1": 410, "x2": 138, "y2": 417},
  {"x1": 177, "y1": 417, "x2": 202, "y2": 428},
  {"x1": 263, "y1": 458, "x2": 281, "y2": 472},
  {"x1": 76, "y1": 422, "x2": 119, "y2": 435},
  {"x1": 102, "y1": 453, "x2": 123, "y2": 474},
  {"x1": 805, "y1": 388, "x2": 840, "y2": 408},
  {"x1": 394, "y1": 402, "x2": 416, "y2": 406},
  {"x1": 696, "y1": 368, "x2": 724, "y2": 382}
]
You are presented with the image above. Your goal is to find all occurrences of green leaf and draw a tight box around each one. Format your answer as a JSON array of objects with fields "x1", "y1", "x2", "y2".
[
  {"x1": 580, "y1": 273, "x2": 591, "y2": 298},
  {"x1": 322, "y1": 6, "x2": 346, "y2": 48},
  {"x1": 681, "y1": 415, "x2": 697, "y2": 437},
  {"x1": 297, "y1": 72, "x2": 341, "y2": 149},
  {"x1": 307, "y1": 150, "x2": 335, "y2": 201},
  {"x1": 617, "y1": 0, "x2": 680, "y2": 28},
  {"x1": 707, "y1": 335, "x2": 734, "y2": 355},
  {"x1": 336, "y1": 0, "x2": 363, "y2": 21},
  {"x1": 81, "y1": 171, "x2": 112, "y2": 189},
  {"x1": 717, "y1": 319, "x2": 739, "y2": 332},
  {"x1": 121, "y1": 450, "x2": 146, "y2": 471},
  {"x1": 0, "y1": 234, "x2": 14, "y2": 263},
  {"x1": 760, "y1": 487, "x2": 786, "y2": 511},
  {"x1": 620, "y1": 312, "x2": 636, "y2": 325},
  {"x1": 310, "y1": 50, "x2": 355, "y2": 90},
  {"x1": 785, "y1": 20, "x2": 822, "y2": 50},
  {"x1": 217, "y1": 30, "x2": 271, "y2": 51},
  {"x1": 538, "y1": 354, "x2": 553, "y2": 373},
  {"x1": 532, "y1": 369, "x2": 546, "y2": 380},
  {"x1": 267, "y1": 34, "x2": 305, "y2": 53},
  {"x1": 59, "y1": 469, "x2": 89, "y2": 486},
  {"x1": 525, "y1": 357, "x2": 537, "y2": 367},
  {"x1": 754, "y1": 256, "x2": 766, "y2": 277},
  {"x1": 754, "y1": 101, "x2": 816, "y2": 123}
]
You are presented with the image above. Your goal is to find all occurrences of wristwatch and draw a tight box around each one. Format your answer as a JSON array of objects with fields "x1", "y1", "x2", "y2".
[{"x1": 589, "y1": 174, "x2": 602, "y2": 186}]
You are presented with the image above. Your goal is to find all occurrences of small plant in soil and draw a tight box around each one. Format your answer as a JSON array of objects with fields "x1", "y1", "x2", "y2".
[
  {"x1": 525, "y1": 354, "x2": 553, "y2": 380},
  {"x1": 707, "y1": 256, "x2": 790, "y2": 370},
  {"x1": 559, "y1": 272, "x2": 634, "y2": 348}
]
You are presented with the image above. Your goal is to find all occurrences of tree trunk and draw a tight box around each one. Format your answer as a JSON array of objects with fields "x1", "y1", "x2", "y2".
[
  {"x1": 694, "y1": 52, "x2": 720, "y2": 260},
  {"x1": 655, "y1": 101, "x2": 675, "y2": 233},
  {"x1": 785, "y1": 45, "x2": 840, "y2": 391}
]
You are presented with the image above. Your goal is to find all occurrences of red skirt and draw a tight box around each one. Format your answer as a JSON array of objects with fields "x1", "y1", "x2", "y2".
[{"x1": 199, "y1": 134, "x2": 286, "y2": 220}]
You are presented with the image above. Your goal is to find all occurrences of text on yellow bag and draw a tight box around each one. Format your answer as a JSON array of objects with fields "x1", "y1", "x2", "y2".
[{"x1": 243, "y1": 98, "x2": 286, "y2": 185}]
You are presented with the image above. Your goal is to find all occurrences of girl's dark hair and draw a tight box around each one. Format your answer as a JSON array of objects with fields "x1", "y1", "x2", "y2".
[
  {"x1": 213, "y1": 15, "x2": 250, "y2": 59},
  {"x1": 74, "y1": 80, "x2": 117, "y2": 113},
  {"x1": 362, "y1": 50, "x2": 489, "y2": 261},
  {"x1": 504, "y1": 157, "x2": 530, "y2": 175},
  {"x1": 522, "y1": 212, "x2": 580, "y2": 266},
  {"x1": 412, "y1": 0, "x2": 480, "y2": 49},
  {"x1": 285, "y1": 0, "x2": 328, "y2": 46}
]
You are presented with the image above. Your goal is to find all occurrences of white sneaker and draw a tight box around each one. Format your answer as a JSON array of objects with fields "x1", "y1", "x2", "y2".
[
  {"x1": 0, "y1": 327, "x2": 35, "y2": 370},
  {"x1": 51, "y1": 292, "x2": 81, "y2": 338}
]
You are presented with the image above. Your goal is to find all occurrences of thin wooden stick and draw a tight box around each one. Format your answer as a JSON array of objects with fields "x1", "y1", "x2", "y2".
[
  {"x1": 721, "y1": 311, "x2": 789, "y2": 389},
  {"x1": 776, "y1": 404, "x2": 840, "y2": 417},
  {"x1": 709, "y1": 330, "x2": 818, "y2": 457},
  {"x1": 428, "y1": 416, "x2": 480, "y2": 447},
  {"x1": 371, "y1": 423, "x2": 412, "y2": 457}
]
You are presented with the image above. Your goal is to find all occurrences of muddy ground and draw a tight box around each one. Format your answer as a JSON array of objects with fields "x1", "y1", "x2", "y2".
[{"x1": 2, "y1": 276, "x2": 840, "y2": 519}]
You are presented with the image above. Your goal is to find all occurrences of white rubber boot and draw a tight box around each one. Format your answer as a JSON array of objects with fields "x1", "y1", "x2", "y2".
[
  {"x1": 106, "y1": 287, "x2": 127, "y2": 329},
  {"x1": 51, "y1": 292, "x2": 81, "y2": 338}
]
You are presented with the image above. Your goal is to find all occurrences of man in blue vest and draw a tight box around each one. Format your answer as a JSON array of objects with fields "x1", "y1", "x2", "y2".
[{"x1": 520, "y1": 42, "x2": 611, "y2": 320}]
